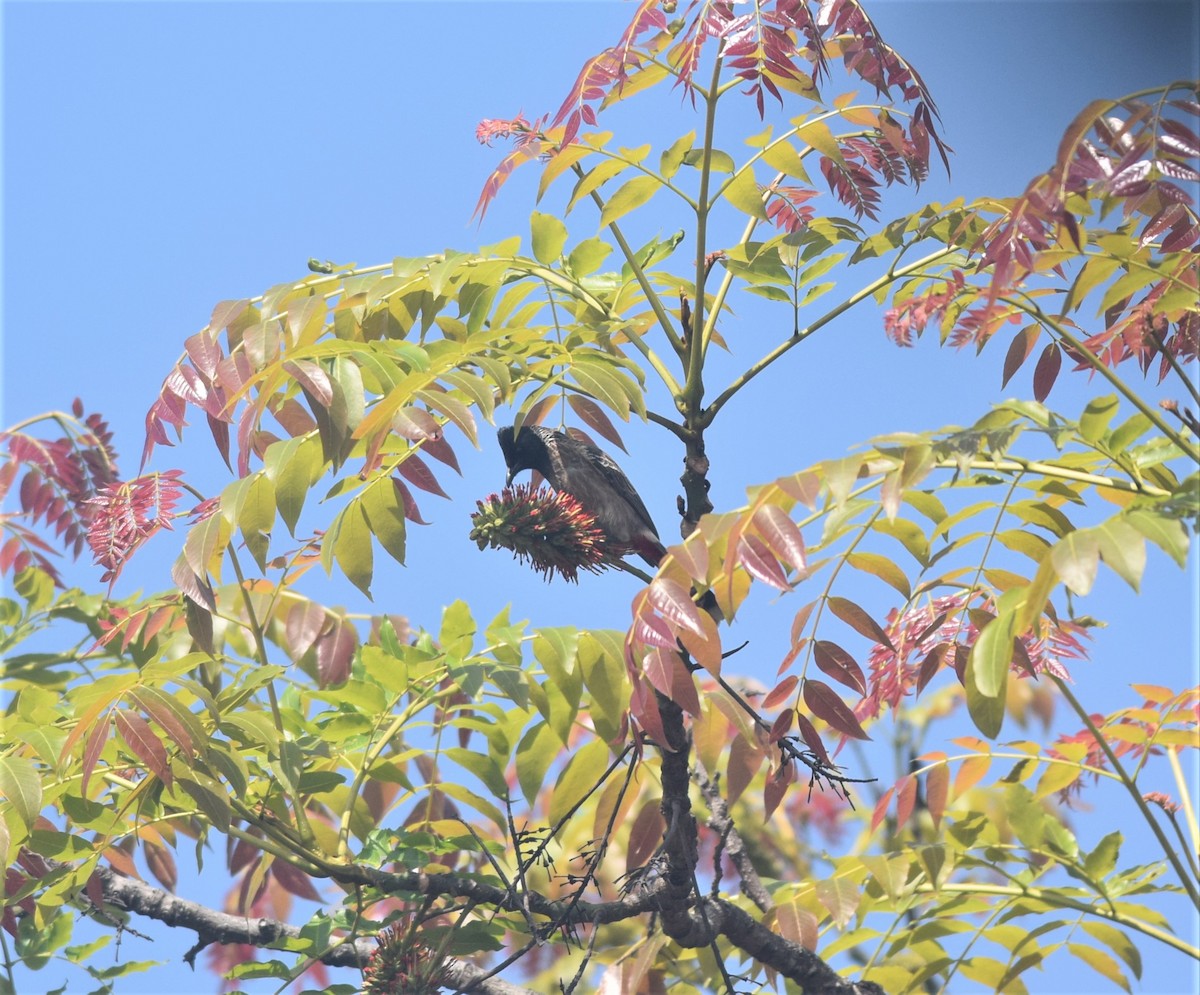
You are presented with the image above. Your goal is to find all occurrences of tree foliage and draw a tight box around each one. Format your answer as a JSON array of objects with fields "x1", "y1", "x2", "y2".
[{"x1": 2, "y1": 2, "x2": 1197, "y2": 993}]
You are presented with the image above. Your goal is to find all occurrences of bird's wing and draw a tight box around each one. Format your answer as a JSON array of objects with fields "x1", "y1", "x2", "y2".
[{"x1": 578, "y1": 442, "x2": 660, "y2": 539}]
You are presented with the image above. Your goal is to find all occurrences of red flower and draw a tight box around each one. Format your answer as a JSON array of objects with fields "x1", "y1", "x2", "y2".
[{"x1": 470, "y1": 484, "x2": 611, "y2": 582}]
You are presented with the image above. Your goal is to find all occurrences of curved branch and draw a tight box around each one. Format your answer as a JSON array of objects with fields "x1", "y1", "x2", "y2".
[{"x1": 83, "y1": 861, "x2": 536, "y2": 995}]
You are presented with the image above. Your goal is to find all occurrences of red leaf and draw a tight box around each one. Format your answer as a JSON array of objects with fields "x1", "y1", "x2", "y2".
[
  {"x1": 802, "y1": 679, "x2": 870, "y2": 740},
  {"x1": 812, "y1": 640, "x2": 867, "y2": 696},
  {"x1": 763, "y1": 759, "x2": 795, "y2": 819},
  {"x1": 144, "y1": 840, "x2": 178, "y2": 893},
  {"x1": 632, "y1": 612, "x2": 677, "y2": 650},
  {"x1": 79, "y1": 714, "x2": 111, "y2": 798},
  {"x1": 794, "y1": 712, "x2": 830, "y2": 766},
  {"x1": 391, "y1": 407, "x2": 441, "y2": 442},
  {"x1": 870, "y1": 786, "x2": 894, "y2": 833},
  {"x1": 625, "y1": 798, "x2": 665, "y2": 872},
  {"x1": 926, "y1": 764, "x2": 949, "y2": 829},
  {"x1": 396, "y1": 453, "x2": 449, "y2": 499},
  {"x1": 917, "y1": 643, "x2": 949, "y2": 695},
  {"x1": 567, "y1": 395, "x2": 627, "y2": 452},
  {"x1": 736, "y1": 534, "x2": 791, "y2": 590},
  {"x1": 114, "y1": 709, "x2": 171, "y2": 787},
  {"x1": 768, "y1": 707, "x2": 795, "y2": 744},
  {"x1": 286, "y1": 601, "x2": 326, "y2": 659},
  {"x1": 391, "y1": 477, "x2": 428, "y2": 525},
  {"x1": 752, "y1": 504, "x2": 807, "y2": 573},
  {"x1": 1033, "y1": 342, "x2": 1062, "y2": 401},
  {"x1": 648, "y1": 577, "x2": 705, "y2": 636},
  {"x1": 1002, "y1": 326, "x2": 1040, "y2": 388},
  {"x1": 284, "y1": 360, "x2": 333, "y2": 408},
  {"x1": 129, "y1": 687, "x2": 196, "y2": 759},
  {"x1": 894, "y1": 774, "x2": 917, "y2": 828},
  {"x1": 763, "y1": 675, "x2": 799, "y2": 710},
  {"x1": 421, "y1": 433, "x2": 461, "y2": 474},
  {"x1": 826, "y1": 597, "x2": 893, "y2": 651},
  {"x1": 271, "y1": 859, "x2": 322, "y2": 902},
  {"x1": 314, "y1": 617, "x2": 356, "y2": 688}
]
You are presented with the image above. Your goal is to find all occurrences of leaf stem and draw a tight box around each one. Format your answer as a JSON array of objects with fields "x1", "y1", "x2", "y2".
[
  {"x1": 1052, "y1": 675, "x2": 1200, "y2": 909},
  {"x1": 704, "y1": 246, "x2": 956, "y2": 425}
]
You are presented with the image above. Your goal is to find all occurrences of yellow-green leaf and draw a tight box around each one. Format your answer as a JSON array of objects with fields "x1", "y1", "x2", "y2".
[{"x1": 599, "y1": 175, "x2": 661, "y2": 227}]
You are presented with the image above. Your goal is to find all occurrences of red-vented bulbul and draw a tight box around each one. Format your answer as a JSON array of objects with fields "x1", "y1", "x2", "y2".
[{"x1": 498, "y1": 425, "x2": 667, "y2": 567}]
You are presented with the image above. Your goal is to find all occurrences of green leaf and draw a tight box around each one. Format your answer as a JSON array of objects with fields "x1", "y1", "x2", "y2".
[
  {"x1": 325, "y1": 499, "x2": 374, "y2": 598},
  {"x1": 515, "y1": 721, "x2": 559, "y2": 807},
  {"x1": 1005, "y1": 783, "x2": 1045, "y2": 850},
  {"x1": 1067, "y1": 941, "x2": 1131, "y2": 992},
  {"x1": 720, "y1": 168, "x2": 768, "y2": 220},
  {"x1": 846, "y1": 552, "x2": 911, "y2": 599},
  {"x1": 567, "y1": 237, "x2": 613, "y2": 277},
  {"x1": 660, "y1": 131, "x2": 695, "y2": 180},
  {"x1": 1095, "y1": 517, "x2": 1146, "y2": 590},
  {"x1": 265, "y1": 436, "x2": 322, "y2": 535},
  {"x1": 970, "y1": 608, "x2": 1016, "y2": 698},
  {"x1": 360, "y1": 477, "x2": 407, "y2": 566},
  {"x1": 548, "y1": 739, "x2": 609, "y2": 829},
  {"x1": 0, "y1": 755, "x2": 42, "y2": 829},
  {"x1": 762, "y1": 139, "x2": 812, "y2": 181},
  {"x1": 1081, "y1": 922, "x2": 1141, "y2": 980},
  {"x1": 1125, "y1": 508, "x2": 1188, "y2": 566},
  {"x1": 1079, "y1": 394, "x2": 1119, "y2": 443},
  {"x1": 1083, "y1": 830, "x2": 1122, "y2": 880},
  {"x1": 599, "y1": 175, "x2": 660, "y2": 227},
  {"x1": 1050, "y1": 530, "x2": 1100, "y2": 595},
  {"x1": 965, "y1": 652, "x2": 1005, "y2": 738},
  {"x1": 530, "y1": 211, "x2": 568, "y2": 264}
]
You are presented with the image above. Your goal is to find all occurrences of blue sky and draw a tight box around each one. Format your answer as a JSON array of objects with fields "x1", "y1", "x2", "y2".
[{"x1": 3, "y1": 2, "x2": 1198, "y2": 993}]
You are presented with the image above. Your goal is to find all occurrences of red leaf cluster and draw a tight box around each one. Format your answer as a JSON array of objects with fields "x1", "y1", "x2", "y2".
[
  {"x1": 85, "y1": 470, "x2": 184, "y2": 585},
  {"x1": 963, "y1": 91, "x2": 1199, "y2": 375},
  {"x1": 857, "y1": 592, "x2": 1089, "y2": 724},
  {"x1": 0, "y1": 400, "x2": 119, "y2": 581}
]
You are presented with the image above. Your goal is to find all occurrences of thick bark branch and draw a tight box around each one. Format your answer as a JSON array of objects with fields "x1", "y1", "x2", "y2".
[
  {"x1": 695, "y1": 766, "x2": 773, "y2": 914},
  {"x1": 85, "y1": 862, "x2": 536, "y2": 995}
]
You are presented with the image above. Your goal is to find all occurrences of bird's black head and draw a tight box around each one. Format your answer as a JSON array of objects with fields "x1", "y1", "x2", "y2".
[{"x1": 497, "y1": 425, "x2": 551, "y2": 486}]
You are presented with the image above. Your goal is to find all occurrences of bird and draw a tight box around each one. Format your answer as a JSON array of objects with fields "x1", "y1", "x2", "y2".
[{"x1": 497, "y1": 424, "x2": 667, "y2": 567}]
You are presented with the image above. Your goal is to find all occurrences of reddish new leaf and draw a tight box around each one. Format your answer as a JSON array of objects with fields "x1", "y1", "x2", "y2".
[
  {"x1": 794, "y1": 711, "x2": 831, "y2": 766},
  {"x1": 567, "y1": 394, "x2": 627, "y2": 452},
  {"x1": 768, "y1": 707, "x2": 795, "y2": 744},
  {"x1": 753, "y1": 504, "x2": 807, "y2": 573},
  {"x1": 870, "y1": 786, "x2": 894, "y2": 833},
  {"x1": 803, "y1": 679, "x2": 870, "y2": 740},
  {"x1": 625, "y1": 797, "x2": 665, "y2": 872},
  {"x1": 926, "y1": 763, "x2": 949, "y2": 829},
  {"x1": 144, "y1": 840, "x2": 178, "y2": 893},
  {"x1": 736, "y1": 533, "x2": 791, "y2": 590},
  {"x1": 763, "y1": 760, "x2": 795, "y2": 819},
  {"x1": 1002, "y1": 325, "x2": 1040, "y2": 388},
  {"x1": 79, "y1": 713, "x2": 111, "y2": 799},
  {"x1": 894, "y1": 774, "x2": 917, "y2": 828},
  {"x1": 396, "y1": 453, "x2": 449, "y2": 499},
  {"x1": 1033, "y1": 342, "x2": 1062, "y2": 401},
  {"x1": 314, "y1": 617, "x2": 356, "y2": 688},
  {"x1": 827, "y1": 596, "x2": 893, "y2": 651},
  {"x1": 813, "y1": 640, "x2": 867, "y2": 696},
  {"x1": 271, "y1": 860, "x2": 322, "y2": 902},
  {"x1": 917, "y1": 642, "x2": 950, "y2": 695},
  {"x1": 763, "y1": 675, "x2": 800, "y2": 711},
  {"x1": 114, "y1": 710, "x2": 171, "y2": 787},
  {"x1": 647, "y1": 577, "x2": 705, "y2": 636}
]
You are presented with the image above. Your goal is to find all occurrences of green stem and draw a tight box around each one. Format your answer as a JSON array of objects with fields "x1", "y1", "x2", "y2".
[
  {"x1": 918, "y1": 880, "x2": 1199, "y2": 959},
  {"x1": 704, "y1": 246, "x2": 956, "y2": 425},
  {"x1": 1004, "y1": 297, "x2": 1199, "y2": 464},
  {"x1": 940, "y1": 457, "x2": 1171, "y2": 496},
  {"x1": 1053, "y1": 676, "x2": 1200, "y2": 909}
]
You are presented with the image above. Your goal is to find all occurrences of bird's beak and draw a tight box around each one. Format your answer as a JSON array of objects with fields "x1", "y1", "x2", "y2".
[{"x1": 505, "y1": 468, "x2": 516, "y2": 487}]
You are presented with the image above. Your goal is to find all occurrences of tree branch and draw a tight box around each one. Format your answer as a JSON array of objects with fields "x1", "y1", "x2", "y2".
[{"x1": 83, "y1": 861, "x2": 536, "y2": 995}]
